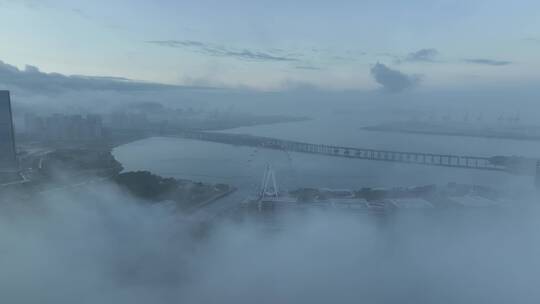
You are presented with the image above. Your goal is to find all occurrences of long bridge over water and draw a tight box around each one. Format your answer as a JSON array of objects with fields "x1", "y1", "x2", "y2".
[{"x1": 171, "y1": 130, "x2": 530, "y2": 174}]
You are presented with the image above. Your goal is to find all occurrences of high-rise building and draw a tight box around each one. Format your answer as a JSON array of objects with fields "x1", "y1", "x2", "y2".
[{"x1": 0, "y1": 90, "x2": 18, "y2": 173}]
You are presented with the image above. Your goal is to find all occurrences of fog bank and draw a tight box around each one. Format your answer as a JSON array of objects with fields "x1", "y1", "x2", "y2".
[{"x1": 1, "y1": 183, "x2": 540, "y2": 303}]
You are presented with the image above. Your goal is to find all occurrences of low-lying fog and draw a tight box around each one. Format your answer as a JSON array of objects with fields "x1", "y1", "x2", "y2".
[
  {"x1": 3, "y1": 57, "x2": 540, "y2": 304},
  {"x1": 1, "y1": 182, "x2": 539, "y2": 304}
]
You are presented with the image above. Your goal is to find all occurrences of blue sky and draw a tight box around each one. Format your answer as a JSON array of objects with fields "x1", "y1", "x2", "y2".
[{"x1": 0, "y1": 0, "x2": 539, "y2": 91}]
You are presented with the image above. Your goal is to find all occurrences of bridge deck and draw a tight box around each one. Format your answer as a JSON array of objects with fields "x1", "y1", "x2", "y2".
[{"x1": 174, "y1": 131, "x2": 506, "y2": 172}]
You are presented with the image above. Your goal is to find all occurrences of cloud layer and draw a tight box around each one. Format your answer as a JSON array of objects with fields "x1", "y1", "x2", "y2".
[
  {"x1": 404, "y1": 48, "x2": 439, "y2": 63},
  {"x1": 463, "y1": 58, "x2": 512, "y2": 66},
  {"x1": 370, "y1": 63, "x2": 420, "y2": 92},
  {"x1": 0, "y1": 60, "x2": 183, "y2": 94},
  {"x1": 147, "y1": 40, "x2": 299, "y2": 62}
]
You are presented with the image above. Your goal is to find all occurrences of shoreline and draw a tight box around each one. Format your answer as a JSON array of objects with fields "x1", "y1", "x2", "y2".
[
  {"x1": 108, "y1": 116, "x2": 311, "y2": 149},
  {"x1": 363, "y1": 126, "x2": 540, "y2": 142}
]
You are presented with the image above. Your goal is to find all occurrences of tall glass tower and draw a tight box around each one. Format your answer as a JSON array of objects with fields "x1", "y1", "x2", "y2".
[{"x1": 0, "y1": 90, "x2": 18, "y2": 172}]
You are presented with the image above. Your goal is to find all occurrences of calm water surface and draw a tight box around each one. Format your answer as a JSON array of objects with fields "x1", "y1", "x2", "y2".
[{"x1": 114, "y1": 113, "x2": 540, "y2": 196}]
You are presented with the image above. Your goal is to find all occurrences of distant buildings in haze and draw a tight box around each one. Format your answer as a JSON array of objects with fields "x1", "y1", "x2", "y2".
[{"x1": 25, "y1": 113, "x2": 105, "y2": 142}]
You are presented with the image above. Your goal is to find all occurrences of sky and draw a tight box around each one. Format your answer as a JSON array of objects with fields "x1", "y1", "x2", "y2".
[{"x1": 0, "y1": 0, "x2": 539, "y2": 91}]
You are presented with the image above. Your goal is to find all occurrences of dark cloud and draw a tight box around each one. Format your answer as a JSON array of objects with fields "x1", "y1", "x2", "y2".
[
  {"x1": 223, "y1": 50, "x2": 297, "y2": 62},
  {"x1": 330, "y1": 55, "x2": 355, "y2": 62},
  {"x1": 295, "y1": 65, "x2": 323, "y2": 71},
  {"x1": 404, "y1": 48, "x2": 439, "y2": 63},
  {"x1": 71, "y1": 8, "x2": 91, "y2": 19},
  {"x1": 0, "y1": 60, "x2": 205, "y2": 94},
  {"x1": 523, "y1": 37, "x2": 540, "y2": 43},
  {"x1": 148, "y1": 40, "x2": 207, "y2": 48},
  {"x1": 463, "y1": 58, "x2": 512, "y2": 66},
  {"x1": 147, "y1": 40, "x2": 299, "y2": 62},
  {"x1": 370, "y1": 63, "x2": 420, "y2": 93}
]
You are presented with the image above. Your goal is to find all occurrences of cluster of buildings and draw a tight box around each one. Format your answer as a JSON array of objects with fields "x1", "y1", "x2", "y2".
[
  {"x1": 108, "y1": 112, "x2": 149, "y2": 130},
  {"x1": 24, "y1": 113, "x2": 105, "y2": 142}
]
